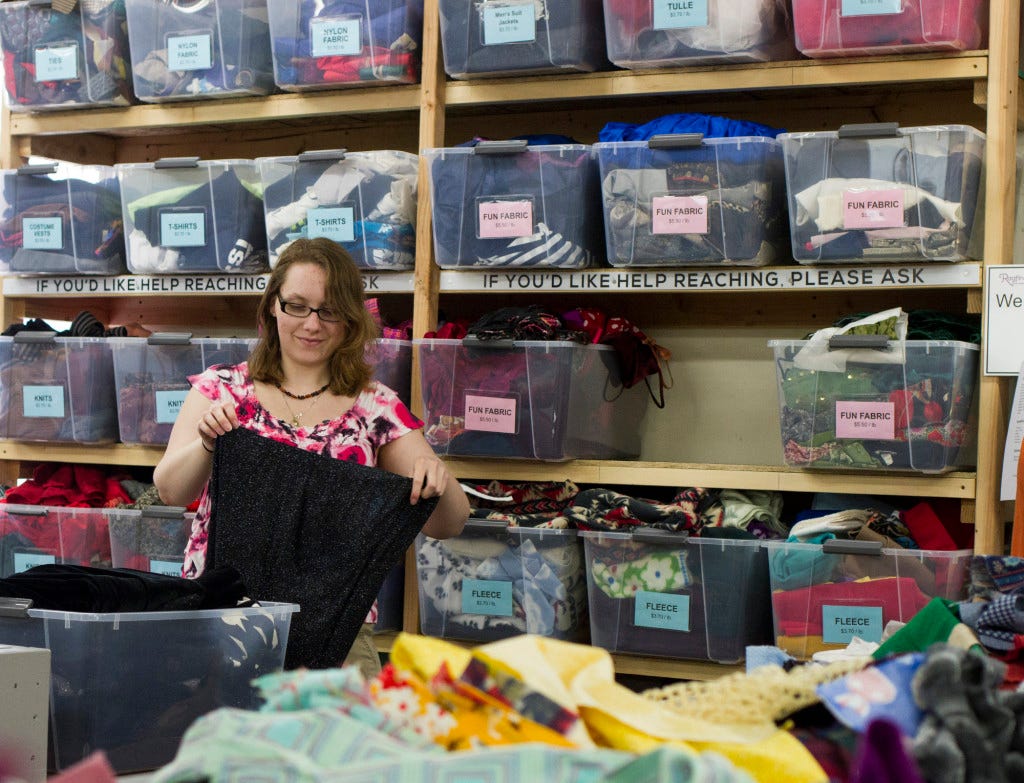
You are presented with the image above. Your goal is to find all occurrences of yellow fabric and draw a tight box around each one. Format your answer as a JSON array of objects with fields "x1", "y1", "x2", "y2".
[
  {"x1": 775, "y1": 634, "x2": 834, "y2": 659},
  {"x1": 390, "y1": 632, "x2": 472, "y2": 681}
]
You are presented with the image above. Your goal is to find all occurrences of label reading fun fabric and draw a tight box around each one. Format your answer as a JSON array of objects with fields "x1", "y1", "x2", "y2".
[
  {"x1": 823, "y1": 605, "x2": 884, "y2": 643},
  {"x1": 160, "y1": 212, "x2": 207, "y2": 248},
  {"x1": 478, "y1": 200, "x2": 533, "y2": 239},
  {"x1": 842, "y1": 188, "x2": 904, "y2": 229},
  {"x1": 23, "y1": 385, "x2": 64, "y2": 418},
  {"x1": 22, "y1": 217, "x2": 63, "y2": 250},
  {"x1": 14, "y1": 552, "x2": 56, "y2": 574},
  {"x1": 651, "y1": 195, "x2": 709, "y2": 234},
  {"x1": 166, "y1": 34, "x2": 213, "y2": 71},
  {"x1": 149, "y1": 559, "x2": 184, "y2": 576},
  {"x1": 836, "y1": 401, "x2": 896, "y2": 439},
  {"x1": 464, "y1": 394, "x2": 517, "y2": 433},
  {"x1": 34, "y1": 43, "x2": 78, "y2": 82},
  {"x1": 652, "y1": 0, "x2": 709, "y2": 30},
  {"x1": 308, "y1": 207, "x2": 356, "y2": 243},
  {"x1": 841, "y1": 0, "x2": 902, "y2": 17},
  {"x1": 310, "y1": 17, "x2": 362, "y2": 57},
  {"x1": 634, "y1": 590, "x2": 690, "y2": 631},
  {"x1": 155, "y1": 390, "x2": 189, "y2": 424},
  {"x1": 462, "y1": 578, "x2": 513, "y2": 616},
  {"x1": 482, "y1": 2, "x2": 536, "y2": 45}
]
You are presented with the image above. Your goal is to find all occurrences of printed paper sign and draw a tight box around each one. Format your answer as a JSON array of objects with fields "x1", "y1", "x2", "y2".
[
  {"x1": 634, "y1": 590, "x2": 690, "y2": 632},
  {"x1": 478, "y1": 200, "x2": 533, "y2": 239},
  {"x1": 149, "y1": 559, "x2": 184, "y2": 576},
  {"x1": 841, "y1": 0, "x2": 902, "y2": 16},
  {"x1": 34, "y1": 44, "x2": 78, "y2": 82},
  {"x1": 653, "y1": 0, "x2": 709, "y2": 30},
  {"x1": 462, "y1": 578, "x2": 513, "y2": 616},
  {"x1": 823, "y1": 605, "x2": 884, "y2": 644},
  {"x1": 23, "y1": 385, "x2": 64, "y2": 418},
  {"x1": 155, "y1": 390, "x2": 188, "y2": 424},
  {"x1": 842, "y1": 188, "x2": 904, "y2": 229},
  {"x1": 14, "y1": 552, "x2": 56, "y2": 574},
  {"x1": 310, "y1": 17, "x2": 362, "y2": 57},
  {"x1": 836, "y1": 401, "x2": 896, "y2": 439},
  {"x1": 160, "y1": 212, "x2": 207, "y2": 248},
  {"x1": 651, "y1": 195, "x2": 708, "y2": 234},
  {"x1": 22, "y1": 217, "x2": 63, "y2": 250},
  {"x1": 166, "y1": 33, "x2": 213, "y2": 71},
  {"x1": 482, "y1": 2, "x2": 536, "y2": 45},
  {"x1": 308, "y1": 207, "x2": 356, "y2": 243},
  {"x1": 465, "y1": 394, "x2": 517, "y2": 433}
]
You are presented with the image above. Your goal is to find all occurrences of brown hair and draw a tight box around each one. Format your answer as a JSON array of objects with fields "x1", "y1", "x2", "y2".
[{"x1": 249, "y1": 238, "x2": 378, "y2": 396}]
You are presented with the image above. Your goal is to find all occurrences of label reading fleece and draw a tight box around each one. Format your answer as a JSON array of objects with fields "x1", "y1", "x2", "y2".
[
  {"x1": 160, "y1": 212, "x2": 207, "y2": 248},
  {"x1": 465, "y1": 394, "x2": 517, "y2": 433},
  {"x1": 842, "y1": 188, "x2": 904, "y2": 229},
  {"x1": 651, "y1": 195, "x2": 708, "y2": 234},
  {"x1": 310, "y1": 17, "x2": 362, "y2": 57},
  {"x1": 23, "y1": 385, "x2": 64, "y2": 418},
  {"x1": 836, "y1": 401, "x2": 895, "y2": 439},
  {"x1": 167, "y1": 34, "x2": 213, "y2": 71},
  {"x1": 14, "y1": 552, "x2": 56, "y2": 574},
  {"x1": 34, "y1": 43, "x2": 78, "y2": 82},
  {"x1": 462, "y1": 578, "x2": 513, "y2": 616},
  {"x1": 478, "y1": 199, "x2": 533, "y2": 239},
  {"x1": 149, "y1": 559, "x2": 184, "y2": 576},
  {"x1": 482, "y1": 2, "x2": 536, "y2": 45},
  {"x1": 22, "y1": 217, "x2": 63, "y2": 250},
  {"x1": 635, "y1": 590, "x2": 690, "y2": 632},
  {"x1": 308, "y1": 207, "x2": 356, "y2": 243},
  {"x1": 155, "y1": 390, "x2": 188, "y2": 424},
  {"x1": 823, "y1": 605, "x2": 884, "y2": 644},
  {"x1": 841, "y1": 0, "x2": 902, "y2": 17},
  {"x1": 652, "y1": 0, "x2": 709, "y2": 30}
]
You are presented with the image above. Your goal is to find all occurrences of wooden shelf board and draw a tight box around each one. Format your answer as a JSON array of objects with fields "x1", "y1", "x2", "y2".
[{"x1": 0, "y1": 442, "x2": 165, "y2": 466}]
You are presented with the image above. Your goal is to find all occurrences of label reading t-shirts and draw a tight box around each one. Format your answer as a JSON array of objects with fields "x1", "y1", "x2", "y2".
[
  {"x1": 159, "y1": 211, "x2": 207, "y2": 248},
  {"x1": 166, "y1": 33, "x2": 213, "y2": 71},
  {"x1": 33, "y1": 43, "x2": 78, "y2": 82},
  {"x1": 634, "y1": 590, "x2": 690, "y2": 632},
  {"x1": 155, "y1": 390, "x2": 189, "y2": 424},
  {"x1": 462, "y1": 578, "x2": 513, "y2": 616},
  {"x1": 842, "y1": 188, "x2": 904, "y2": 229},
  {"x1": 310, "y1": 16, "x2": 362, "y2": 57},
  {"x1": 23, "y1": 385, "x2": 64, "y2": 418},
  {"x1": 14, "y1": 552, "x2": 56, "y2": 574},
  {"x1": 653, "y1": 0, "x2": 709, "y2": 30},
  {"x1": 841, "y1": 0, "x2": 902, "y2": 16},
  {"x1": 823, "y1": 605, "x2": 884, "y2": 644},
  {"x1": 651, "y1": 195, "x2": 708, "y2": 234},
  {"x1": 22, "y1": 217, "x2": 63, "y2": 250},
  {"x1": 482, "y1": 2, "x2": 536, "y2": 45},
  {"x1": 308, "y1": 207, "x2": 356, "y2": 243},
  {"x1": 836, "y1": 401, "x2": 895, "y2": 439},
  {"x1": 149, "y1": 559, "x2": 184, "y2": 576},
  {"x1": 465, "y1": 394, "x2": 517, "y2": 434},
  {"x1": 477, "y1": 199, "x2": 533, "y2": 239}
]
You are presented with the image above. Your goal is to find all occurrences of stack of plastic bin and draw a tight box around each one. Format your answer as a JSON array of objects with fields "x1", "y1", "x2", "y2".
[
  {"x1": 0, "y1": 504, "x2": 114, "y2": 577},
  {"x1": 107, "y1": 506, "x2": 192, "y2": 575}
]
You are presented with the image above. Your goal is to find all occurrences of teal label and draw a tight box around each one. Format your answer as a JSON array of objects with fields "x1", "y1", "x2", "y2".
[
  {"x1": 149, "y1": 559, "x2": 183, "y2": 576},
  {"x1": 155, "y1": 390, "x2": 188, "y2": 424},
  {"x1": 308, "y1": 207, "x2": 355, "y2": 243},
  {"x1": 22, "y1": 217, "x2": 63, "y2": 250},
  {"x1": 14, "y1": 552, "x2": 56, "y2": 574},
  {"x1": 823, "y1": 605, "x2": 884, "y2": 644},
  {"x1": 461, "y1": 578, "x2": 513, "y2": 616},
  {"x1": 159, "y1": 211, "x2": 206, "y2": 248},
  {"x1": 34, "y1": 43, "x2": 78, "y2": 82},
  {"x1": 841, "y1": 0, "x2": 902, "y2": 15},
  {"x1": 23, "y1": 385, "x2": 64, "y2": 418},
  {"x1": 652, "y1": 0, "x2": 708, "y2": 29},
  {"x1": 310, "y1": 17, "x2": 362, "y2": 57},
  {"x1": 166, "y1": 33, "x2": 213, "y2": 71},
  {"x1": 634, "y1": 590, "x2": 690, "y2": 632},
  {"x1": 482, "y1": 2, "x2": 536, "y2": 45}
]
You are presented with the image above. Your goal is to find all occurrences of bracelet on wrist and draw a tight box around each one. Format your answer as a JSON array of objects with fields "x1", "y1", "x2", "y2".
[{"x1": 201, "y1": 439, "x2": 214, "y2": 454}]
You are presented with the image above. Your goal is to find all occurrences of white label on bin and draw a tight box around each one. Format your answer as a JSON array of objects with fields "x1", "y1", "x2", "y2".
[
  {"x1": 22, "y1": 217, "x2": 63, "y2": 250},
  {"x1": 651, "y1": 195, "x2": 708, "y2": 234},
  {"x1": 23, "y1": 385, "x2": 64, "y2": 418},
  {"x1": 310, "y1": 16, "x2": 362, "y2": 57},
  {"x1": 653, "y1": 0, "x2": 709, "y2": 29},
  {"x1": 482, "y1": 2, "x2": 536, "y2": 45},
  {"x1": 841, "y1": 0, "x2": 902, "y2": 16},
  {"x1": 462, "y1": 578, "x2": 513, "y2": 616},
  {"x1": 634, "y1": 590, "x2": 690, "y2": 632},
  {"x1": 167, "y1": 33, "x2": 213, "y2": 71},
  {"x1": 823, "y1": 605, "x2": 884, "y2": 643},
  {"x1": 149, "y1": 559, "x2": 184, "y2": 576},
  {"x1": 160, "y1": 212, "x2": 207, "y2": 248},
  {"x1": 308, "y1": 207, "x2": 355, "y2": 243},
  {"x1": 842, "y1": 188, "x2": 904, "y2": 229},
  {"x1": 155, "y1": 390, "x2": 188, "y2": 424},
  {"x1": 13, "y1": 552, "x2": 56, "y2": 573},
  {"x1": 33, "y1": 43, "x2": 78, "y2": 82},
  {"x1": 836, "y1": 401, "x2": 895, "y2": 439},
  {"x1": 478, "y1": 200, "x2": 533, "y2": 239},
  {"x1": 465, "y1": 394, "x2": 517, "y2": 433}
]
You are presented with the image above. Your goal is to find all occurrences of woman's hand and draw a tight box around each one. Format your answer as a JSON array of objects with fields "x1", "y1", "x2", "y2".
[
  {"x1": 410, "y1": 455, "x2": 449, "y2": 505},
  {"x1": 198, "y1": 401, "x2": 239, "y2": 450}
]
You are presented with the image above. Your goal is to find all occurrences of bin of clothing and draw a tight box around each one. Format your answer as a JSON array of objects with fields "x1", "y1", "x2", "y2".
[
  {"x1": 603, "y1": 0, "x2": 795, "y2": 69},
  {"x1": 124, "y1": 0, "x2": 274, "y2": 102},
  {"x1": 0, "y1": 0, "x2": 134, "y2": 111},
  {"x1": 0, "y1": 333, "x2": 118, "y2": 444},
  {"x1": 594, "y1": 133, "x2": 787, "y2": 267},
  {"x1": 0, "y1": 504, "x2": 113, "y2": 578},
  {"x1": 0, "y1": 600, "x2": 297, "y2": 773},
  {"x1": 107, "y1": 506, "x2": 193, "y2": 574},
  {"x1": 424, "y1": 141, "x2": 602, "y2": 269},
  {"x1": 0, "y1": 161, "x2": 126, "y2": 275},
  {"x1": 779, "y1": 123, "x2": 985, "y2": 263},
  {"x1": 416, "y1": 337, "x2": 647, "y2": 460},
  {"x1": 764, "y1": 539, "x2": 971, "y2": 659},
  {"x1": 267, "y1": 0, "x2": 422, "y2": 91},
  {"x1": 415, "y1": 520, "x2": 587, "y2": 643},
  {"x1": 110, "y1": 333, "x2": 255, "y2": 445},
  {"x1": 257, "y1": 149, "x2": 417, "y2": 270},
  {"x1": 367, "y1": 337, "x2": 412, "y2": 407},
  {"x1": 438, "y1": 0, "x2": 606, "y2": 78},
  {"x1": 583, "y1": 530, "x2": 772, "y2": 662},
  {"x1": 770, "y1": 337, "x2": 979, "y2": 473},
  {"x1": 116, "y1": 157, "x2": 268, "y2": 273},
  {"x1": 792, "y1": 0, "x2": 986, "y2": 58}
]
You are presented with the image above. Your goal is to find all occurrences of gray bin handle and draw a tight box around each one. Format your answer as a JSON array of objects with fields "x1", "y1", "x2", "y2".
[
  {"x1": 142, "y1": 506, "x2": 188, "y2": 519},
  {"x1": 154, "y1": 157, "x2": 201, "y2": 169},
  {"x1": 827, "y1": 334, "x2": 893, "y2": 351},
  {"x1": 461, "y1": 336, "x2": 518, "y2": 350},
  {"x1": 463, "y1": 518, "x2": 509, "y2": 532},
  {"x1": 837, "y1": 123, "x2": 901, "y2": 138},
  {"x1": 147, "y1": 332, "x2": 194, "y2": 346},
  {"x1": 298, "y1": 149, "x2": 347, "y2": 162},
  {"x1": 472, "y1": 140, "x2": 530, "y2": 155},
  {"x1": 822, "y1": 539, "x2": 884, "y2": 556},
  {"x1": 0, "y1": 598, "x2": 33, "y2": 618},
  {"x1": 17, "y1": 163, "x2": 58, "y2": 176},
  {"x1": 647, "y1": 133, "x2": 705, "y2": 149},
  {"x1": 13, "y1": 331, "x2": 57, "y2": 344}
]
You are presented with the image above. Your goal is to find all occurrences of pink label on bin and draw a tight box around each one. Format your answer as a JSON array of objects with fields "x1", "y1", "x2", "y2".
[
  {"x1": 651, "y1": 195, "x2": 708, "y2": 234},
  {"x1": 842, "y1": 188, "x2": 904, "y2": 229},
  {"x1": 478, "y1": 200, "x2": 533, "y2": 238},
  {"x1": 465, "y1": 394, "x2": 517, "y2": 433},
  {"x1": 836, "y1": 401, "x2": 896, "y2": 439}
]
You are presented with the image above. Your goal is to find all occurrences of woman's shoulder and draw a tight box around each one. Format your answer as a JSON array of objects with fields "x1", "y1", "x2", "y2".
[
  {"x1": 189, "y1": 361, "x2": 253, "y2": 401},
  {"x1": 355, "y1": 380, "x2": 422, "y2": 430}
]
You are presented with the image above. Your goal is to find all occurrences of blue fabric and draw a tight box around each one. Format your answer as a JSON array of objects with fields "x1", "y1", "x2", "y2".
[
  {"x1": 769, "y1": 533, "x2": 839, "y2": 591},
  {"x1": 599, "y1": 113, "x2": 784, "y2": 142}
]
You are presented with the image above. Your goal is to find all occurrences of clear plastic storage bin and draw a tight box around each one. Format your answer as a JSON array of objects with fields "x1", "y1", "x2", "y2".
[
  {"x1": 0, "y1": 601, "x2": 297, "y2": 773},
  {"x1": 107, "y1": 506, "x2": 193, "y2": 574},
  {"x1": 594, "y1": 134, "x2": 787, "y2": 267},
  {"x1": 267, "y1": 0, "x2": 422, "y2": 91},
  {"x1": 415, "y1": 520, "x2": 587, "y2": 642},
  {"x1": 0, "y1": 333, "x2": 118, "y2": 444},
  {"x1": 424, "y1": 141, "x2": 601, "y2": 268},
  {"x1": 0, "y1": 161, "x2": 126, "y2": 275},
  {"x1": 779, "y1": 123, "x2": 985, "y2": 263},
  {"x1": 258, "y1": 149, "x2": 417, "y2": 269},
  {"x1": 438, "y1": 0, "x2": 606, "y2": 78},
  {"x1": 764, "y1": 539, "x2": 971, "y2": 659},
  {"x1": 0, "y1": 0, "x2": 134, "y2": 111},
  {"x1": 116, "y1": 158, "x2": 268, "y2": 274},
  {"x1": 110, "y1": 333, "x2": 254, "y2": 445},
  {"x1": 770, "y1": 338, "x2": 979, "y2": 473},
  {"x1": 792, "y1": 0, "x2": 987, "y2": 58},
  {"x1": 0, "y1": 504, "x2": 114, "y2": 577},
  {"x1": 416, "y1": 338, "x2": 647, "y2": 460},
  {"x1": 368, "y1": 338, "x2": 412, "y2": 407},
  {"x1": 124, "y1": 0, "x2": 274, "y2": 102}
]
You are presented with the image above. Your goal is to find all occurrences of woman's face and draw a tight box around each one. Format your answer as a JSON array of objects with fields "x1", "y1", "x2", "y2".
[{"x1": 271, "y1": 262, "x2": 345, "y2": 369}]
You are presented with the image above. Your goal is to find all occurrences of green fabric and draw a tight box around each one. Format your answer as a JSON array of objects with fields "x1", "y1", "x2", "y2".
[
  {"x1": 872, "y1": 597, "x2": 982, "y2": 659},
  {"x1": 126, "y1": 182, "x2": 208, "y2": 223},
  {"x1": 591, "y1": 550, "x2": 692, "y2": 599}
]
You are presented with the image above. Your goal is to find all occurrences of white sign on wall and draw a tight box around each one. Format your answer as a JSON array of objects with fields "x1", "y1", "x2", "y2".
[{"x1": 984, "y1": 265, "x2": 1024, "y2": 375}]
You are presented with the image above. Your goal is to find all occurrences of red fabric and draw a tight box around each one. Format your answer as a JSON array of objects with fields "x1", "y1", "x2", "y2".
[
  {"x1": 424, "y1": 320, "x2": 470, "y2": 339},
  {"x1": 2, "y1": 463, "x2": 131, "y2": 508},
  {"x1": 902, "y1": 502, "x2": 958, "y2": 551},
  {"x1": 47, "y1": 751, "x2": 117, "y2": 783}
]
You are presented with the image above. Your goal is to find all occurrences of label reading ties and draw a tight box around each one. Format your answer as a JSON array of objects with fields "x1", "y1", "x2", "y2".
[
  {"x1": 307, "y1": 207, "x2": 356, "y2": 243},
  {"x1": 822, "y1": 605, "x2": 884, "y2": 644},
  {"x1": 835, "y1": 401, "x2": 896, "y2": 439},
  {"x1": 14, "y1": 552, "x2": 56, "y2": 574},
  {"x1": 310, "y1": 16, "x2": 362, "y2": 57},
  {"x1": 33, "y1": 43, "x2": 78, "y2": 82},
  {"x1": 652, "y1": 0, "x2": 709, "y2": 30},
  {"x1": 841, "y1": 0, "x2": 903, "y2": 17},
  {"x1": 166, "y1": 33, "x2": 213, "y2": 71},
  {"x1": 159, "y1": 212, "x2": 207, "y2": 248},
  {"x1": 155, "y1": 390, "x2": 189, "y2": 424},
  {"x1": 23, "y1": 385, "x2": 65, "y2": 418},
  {"x1": 464, "y1": 394, "x2": 517, "y2": 434},
  {"x1": 651, "y1": 195, "x2": 708, "y2": 235},
  {"x1": 634, "y1": 590, "x2": 691, "y2": 632},
  {"x1": 462, "y1": 578, "x2": 513, "y2": 616},
  {"x1": 22, "y1": 217, "x2": 63, "y2": 250},
  {"x1": 481, "y1": 2, "x2": 536, "y2": 45},
  {"x1": 842, "y1": 188, "x2": 904, "y2": 229},
  {"x1": 478, "y1": 199, "x2": 534, "y2": 239}
]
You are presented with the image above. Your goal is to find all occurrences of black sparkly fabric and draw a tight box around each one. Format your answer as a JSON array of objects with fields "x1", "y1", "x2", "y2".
[{"x1": 207, "y1": 427, "x2": 438, "y2": 670}]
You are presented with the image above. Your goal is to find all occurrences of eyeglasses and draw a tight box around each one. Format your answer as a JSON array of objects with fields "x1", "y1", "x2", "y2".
[{"x1": 276, "y1": 294, "x2": 342, "y2": 323}]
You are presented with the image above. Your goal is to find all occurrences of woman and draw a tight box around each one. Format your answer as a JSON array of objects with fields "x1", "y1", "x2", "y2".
[{"x1": 154, "y1": 238, "x2": 470, "y2": 674}]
